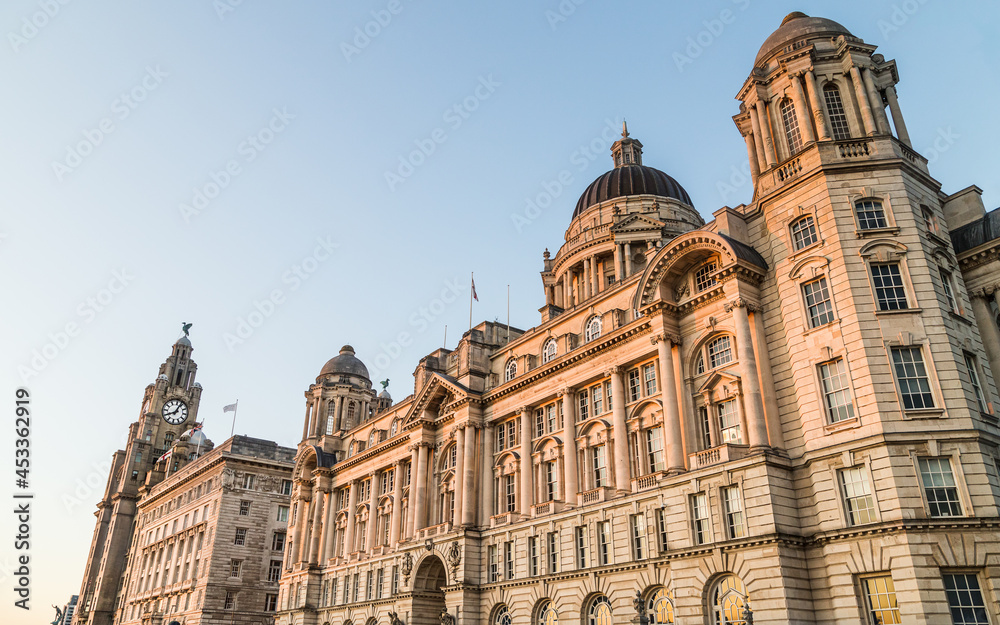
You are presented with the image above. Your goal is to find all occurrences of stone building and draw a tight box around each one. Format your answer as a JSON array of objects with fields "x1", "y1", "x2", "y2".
[
  {"x1": 276, "y1": 12, "x2": 1000, "y2": 625},
  {"x1": 115, "y1": 435, "x2": 296, "y2": 625}
]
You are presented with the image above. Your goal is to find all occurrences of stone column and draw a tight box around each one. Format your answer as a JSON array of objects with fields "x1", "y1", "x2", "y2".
[
  {"x1": 790, "y1": 72, "x2": 816, "y2": 144},
  {"x1": 752, "y1": 308, "x2": 785, "y2": 450},
  {"x1": 482, "y1": 424, "x2": 495, "y2": 523},
  {"x1": 301, "y1": 405, "x2": 311, "y2": 441},
  {"x1": 563, "y1": 276, "x2": 572, "y2": 309},
  {"x1": 559, "y1": 389, "x2": 578, "y2": 505},
  {"x1": 849, "y1": 65, "x2": 877, "y2": 135},
  {"x1": 315, "y1": 489, "x2": 331, "y2": 562},
  {"x1": 413, "y1": 443, "x2": 429, "y2": 531},
  {"x1": 748, "y1": 105, "x2": 768, "y2": 170},
  {"x1": 862, "y1": 67, "x2": 891, "y2": 134},
  {"x1": 613, "y1": 244, "x2": 622, "y2": 283},
  {"x1": 743, "y1": 131, "x2": 760, "y2": 181},
  {"x1": 624, "y1": 243, "x2": 633, "y2": 276},
  {"x1": 365, "y1": 475, "x2": 377, "y2": 550},
  {"x1": 453, "y1": 427, "x2": 465, "y2": 527},
  {"x1": 290, "y1": 494, "x2": 306, "y2": 563},
  {"x1": 322, "y1": 490, "x2": 337, "y2": 561},
  {"x1": 972, "y1": 292, "x2": 1000, "y2": 388},
  {"x1": 461, "y1": 424, "x2": 477, "y2": 525},
  {"x1": 654, "y1": 333, "x2": 685, "y2": 473},
  {"x1": 884, "y1": 85, "x2": 911, "y2": 147},
  {"x1": 728, "y1": 299, "x2": 769, "y2": 450},
  {"x1": 343, "y1": 481, "x2": 358, "y2": 554},
  {"x1": 609, "y1": 367, "x2": 631, "y2": 492},
  {"x1": 592, "y1": 256, "x2": 602, "y2": 294},
  {"x1": 389, "y1": 460, "x2": 404, "y2": 545},
  {"x1": 754, "y1": 99, "x2": 778, "y2": 167},
  {"x1": 519, "y1": 407, "x2": 533, "y2": 515},
  {"x1": 406, "y1": 446, "x2": 418, "y2": 537},
  {"x1": 804, "y1": 69, "x2": 831, "y2": 141},
  {"x1": 296, "y1": 497, "x2": 311, "y2": 563}
]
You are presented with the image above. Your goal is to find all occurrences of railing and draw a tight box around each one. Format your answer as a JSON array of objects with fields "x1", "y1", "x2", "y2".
[
  {"x1": 491, "y1": 512, "x2": 519, "y2": 527},
  {"x1": 689, "y1": 444, "x2": 749, "y2": 468},
  {"x1": 837, "y1": 139, "x2": 871, "y2": 158},
  {"x1": 415, "y1": 522, "x2": 450, "y2": 539},
  {"x1": 532, "y1": 500, "x2": 561, "y2": 517},
  {"x1": 578, "y1": 487, "x2": 610, "y2": 506},
  {"x1": 776, "y1": 157, "x2": 802, "y2": 182},
  {"x1": 632, "y1": 472, "x2": 663, "y2": 491}
]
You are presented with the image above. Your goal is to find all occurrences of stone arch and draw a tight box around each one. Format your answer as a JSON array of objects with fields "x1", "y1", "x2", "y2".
[
  {"x1": 627, "y1": 398, "x2": 662, "y2": 422},
  {"x1": 410, "y1": 554, "x2": 448, "y2": 625}
]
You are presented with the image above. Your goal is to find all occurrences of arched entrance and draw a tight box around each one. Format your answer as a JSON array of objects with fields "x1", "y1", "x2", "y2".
[{"x1": 411, "y1": 555, "x2": 447, "y2": 625}]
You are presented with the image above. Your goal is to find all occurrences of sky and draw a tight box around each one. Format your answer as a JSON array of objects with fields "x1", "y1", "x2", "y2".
[{"x1": 1, "y1": 0, "x2": 998, "y2": 620}]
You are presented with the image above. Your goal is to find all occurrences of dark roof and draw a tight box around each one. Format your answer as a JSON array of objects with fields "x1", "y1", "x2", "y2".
[
  {"x1": 573, "y1": 165, "x2": 692, "y2": 219},
  {"x1": 319, "y1": 345, "x2": 370, "y2": 380},
  {"x1": 951, "y1": 208, "x2": 1000, "y2": 254},
  {"x1": 719, "y1": 233, "x2": 768, "y2": 270},
  {"x1": 755, "y1": 12, "x2": 852, "y2": 66}
]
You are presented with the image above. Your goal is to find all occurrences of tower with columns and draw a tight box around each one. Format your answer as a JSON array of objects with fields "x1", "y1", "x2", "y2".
[{"x1": 278, "y1": 13, "x2": 1000, "y2": 625}]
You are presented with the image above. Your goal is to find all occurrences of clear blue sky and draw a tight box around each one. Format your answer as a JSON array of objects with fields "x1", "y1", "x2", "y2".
[{"x1": 1, "y1": 0, "x2": 998, "y2": 619}]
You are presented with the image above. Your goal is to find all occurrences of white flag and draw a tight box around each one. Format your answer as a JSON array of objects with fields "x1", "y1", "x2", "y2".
[{"x1": 223, "y1": 402, "x2": 237, "y2": 413}]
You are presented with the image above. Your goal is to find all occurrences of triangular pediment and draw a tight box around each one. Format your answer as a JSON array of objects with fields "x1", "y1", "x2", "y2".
[
  {"x1": 697, "y1": 368, "x2": 742, "y2": 395},
  {"x1": 402, "y1": 373, "x2": 471, "y2": 427},
  {"x1": 611, "y1": 213, "x2": 665, "y2": 234}
]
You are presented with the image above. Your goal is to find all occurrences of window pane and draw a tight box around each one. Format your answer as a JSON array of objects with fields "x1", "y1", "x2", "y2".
[
  {"x1": 862, "y1": 576, "x2": 901, "y2": 625},
  {"x1": 708, "y1": 336, "x2": 733, "y2": 369},
  {"x1": 964, "y1": 354, "x2": 988, "y2": 413},
  {"x1": 820, "y1": 359, "x2": 855, "y2": 423},
  {"x1": 791, "y1": 216, "x2": 818, "y2": 250},
  {"x1": 892, "y1": 347, "x2": 934, "y2": 409},
  {"x1": 824, "y1": 85, "x2": 851, "y2": 140},
  {"x1": 718, "y1": 400, "x2": 742, "y2": 444},
  {"x1": 919, "y1": 458, "x2": 962, "y2": 517},
  {"x1": 872, "y1": 264, "x2": 908, "y2": 311},
  {"x1": 856, "y1": 199, "x2": 888, "y2": 230},
  {"x1": 804, "y1": 277, "x2": 835, "y2": 327},
  {"x1": 943, "y1": 573, "x2": 990, "y2": 625},
  {"x1": 695, "y1": 262, "x2": 717, "y2": 292},
  {"x1": 839, "y1": 467, "x2": 876, "y2": 525},
  {"x1": 781, "y1": 98, "x2": 802, "y2": 153}
]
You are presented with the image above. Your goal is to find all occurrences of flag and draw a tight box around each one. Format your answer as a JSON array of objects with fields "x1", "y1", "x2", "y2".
[
  {"x1": 157, "y1": 448, "x2": 172, "y2": 463},
  {"x1": 471, "y1": 276, "x2": 478, "y2": 302},
  {"x1": 182, "y1": 423, "x2": 203, "y2": 438},
  {"x1": 223, "y1": 402, "x2": 237, "y2": 413}
]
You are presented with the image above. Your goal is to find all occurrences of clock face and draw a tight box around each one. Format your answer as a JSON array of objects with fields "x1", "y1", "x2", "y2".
[{"x1": 161, "y1": 399, "x2": 188, "y2": 425}]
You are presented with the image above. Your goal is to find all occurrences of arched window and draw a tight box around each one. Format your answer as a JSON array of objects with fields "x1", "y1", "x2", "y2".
[
  {"x1": 346, "y1": 402, "x2": 356, "y2": 427},
  {"x1": 694, "y1": 262, "x2": 717, "y2": 292},
  {"x1": 780, "y1": 98, "x2": 802, "y2": 154},
  {"x1": 542, "y1": 338, "x2": 558, "y2": 364},
  {"x1": 390, "y1": 419, "x2": 399, "y2": 436},
  {"x1": 493, "y1": 604, "x2": 512, "y2": 625},
  {"x1": 647, "y1": 588, "x2": 675, "y2": 624},
  {"x1": 710, "y1": 575, "x2": 750, "y2": 625},
  {"x1": 368, "y1": 431, "x2": 377, "y2": 447},
  {"x1": 695, "y1": 354, "x2": 705, "y2": 376},
  {"x1": 587, "y1": 596, "x2": 613, "y2": 625},
  {"x1": 164, "y1": 432, "x2": 175, "y2": 445},
  {"x1": 537, "y1": 600, "x2": 558, "y2": 625},
  {"x1": 707, "y1": 336, "x2": 734, "y2": 369},
  {"x1": 789, "y1": 215, "x2": 818, "y2": 251},
  {"x1": 505, "y1": 358, "x2": 517, "y2": 382},
  {"x1": 823, "y1": 84, "x2": 851, "y2": 140},
  {"x1": 585, "y1": 316, "x2": 602, "y2": 342},
  {"x1": 855, "y1": 199, "x2": 888, "y2": 230}
]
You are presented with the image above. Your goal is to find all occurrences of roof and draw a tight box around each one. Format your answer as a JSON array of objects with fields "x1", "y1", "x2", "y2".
[
  {"x1": 720, "y1": 233, "x2": 769, "y2": 269},
  {"x1": 573, "y1": 165, "x2": 692, "y2": 219},
  {"x1": 755, "y1": 12, "x2": 852, "y2": 66},
  {"x1": 319, "y1": 345, "x2": 370, "y2": 380},
  {"x1": 951, "y1": 207, "x2": 1000, "y2": 254}
]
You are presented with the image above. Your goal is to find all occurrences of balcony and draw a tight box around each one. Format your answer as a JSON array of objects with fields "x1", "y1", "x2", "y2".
[
  {"x1": 688, "y1": 444, "x2": 749, "y2": 469},
  {"x1": 532, "y1": 500, "x2": 562, "y2": 517},
  {"x1": 490, "y1": 511, "x2": 520, "y2": 527},
  {"x1": 414, "y1": 522, "x2": 451, "y2": 540},
  {"x1": 578, "y1": 486, "x2": 613, "y2": 506},
  {"x1": 632, "y1": 471, "x2": 665, "y2": 492}
]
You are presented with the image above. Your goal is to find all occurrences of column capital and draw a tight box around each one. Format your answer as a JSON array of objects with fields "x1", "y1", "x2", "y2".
[
  {"x1": 724, "y1": 297, "x2": 761, "y2": 313},
  {"x1": 971, "y1": 285, "x2": 1000, "y2": 299},
  {"x1": 518, "y1": 406, "x2": 532, "y2": 415},
  {"x1": 558, "y1": 387, "x2": 575, "y2": 398},
  {"x1": 651, "y1": 332, "x2": 682, "y2": 347},
  {"x1": 604, "y1": 364, "x2": 624, "y2": 377}
]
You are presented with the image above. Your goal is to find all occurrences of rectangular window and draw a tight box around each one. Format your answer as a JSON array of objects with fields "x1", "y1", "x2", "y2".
[
  {"x1": 488, "y1": 545, "x2": 499, "y2": 582},
  {"x1": 656, "y1": 508, "x2": 669, "y2": 553},
  {"x1": 592, "y1": 445, "x2": 608, "y2": 487},
  {"x1": 229, "y1": 559, "x2": 242, "y2": 578},
  {"x1": 504, "y1": 541, "x2": 514, "y2": 580},
  {"x1": 343, "y1": 576, "x2": 349, "y2": 604},
  {"x1": 819, "y1": 359, "x2": 856, "y2": 423},
  {"x1": 700, "y1": 406, "x2": 712, "y2": 449},
  {"x1": 507, "y1": 421, "x2": 517, "y2": 448},
  {"x1": 547, "y1": 531, "x2": 559, "y2": 573},
  {"x1": 803, "y1": 277, "x2": 835, "y2": 327},
  {"x1": 791, "y1": 215, "x2": 818, "y2": 250},
  {"x1": 824, "y1": 86, "x2": 851, "y2": 140},
  {"x1": 691, "y1": 493, "x2": 709, "y2": 545},
  {"x1": 497, "y1": 424, "x2": 505, "y2": 451},
  {"x1": 242, "y1": 474, "x2": 255, "y2": 489},
  {"x1": 224, "y1": 591, "x2": 236, "y2": 610},
  {"x1": 352, "y1": 573, "x2": 359, "y2": 603},
  {"x1": 276, "y1": 506, "x2": 289, "y2": 522},
  {"x1": 529, "y1": 536, "x2": 539, "y2": 576},
  {"x1": 871, "y1": 263, "x2": 909, "y2": 310},
  {"x1": 366, "y1": 570, "x2": 373, "y2": 600},
  {"x1": 941, "y1": 268, "x2": 959, "y2": 313},
  {"x1": 861, "y1": 575, "x2": 901, "y2": 625},
  {"x1": 234, "y1": 528, "x2": 247, "y2": 546},
  {"x1": 239, "y1": 500, "x2": 251, "y2": 516},
  {"x1": 264, "y1": 593, "x2": 278, "y2": 612},
  {"x1": 331, "y1": 578, "x2": 338, "y2": 605},
  {"x1": 856, "y1": 199, "x2": 888, "y2": 230},
  {"x1": 267, "y1": 560, "x2": 281, "y2": 583},
  {"x1": 695, "y1": 262, "x2": 717, "y2": 292},
  {"x1": 281, "y1": 479, "x2": 292, "y2": 496},
  {"x1": 535, "y1": 409, "x2": 545, "y2": 438},
  {"x1": 643, "y1": 363, "x2": 657, "y2": 396},
  {"x1": 646, "y1": 427, "x2": 664, "y2": 473},
  {"x1": 630, "y1": 514, "x2": 646, "y2": 560},
  {"x1": 504, "y1": 475, "x2": 516, "y2": 512},
  {"x1": 578, "y1": 389, "x2": 590, "y2": 421},
  {"x1": 605, "y1": 381, "x2": 612, "y2": 410},
  {"x1": 391, "y1": 566, "x2": 399, "y2": 595},
  {"x1": 376, "y1": 568, "x2": 384, "y2": 599},
  {"x1": 919, "y1": 457, "x2": 963, "y2": 517},
  {"x1": 891, "y1": 347, "x2": 935, "y2": 409},
  {"x1": 545, "y1": 461, "x2": 557, "y2": 502},
  {"x1": 708, "y1": 336, "x2": 733, "y2": 368},
  {"x1": 723, "y1": 486, "x2": 746, "y2": 539},
  {"x1": 547, "y1": 403, "x2": 558, "y2": 432},
  {"x1": 964, "y1": 353, "x2": 988, "y2": 413},
  {"x1": 839, "y1": 466, "x2": 877, "y2": 525},
  {"x1": 943, "y1": 573, "x2": 990, "y2": 625},
  {"x1": 575, "y1": 526, "x2": 588, "y2": 568},
  {"x1": 628, "y1": 369, "x2": 641, "y2": 402},
  {"x1": 717, "y1": 400, "x2": 742, "y2": 444},
  {"x1": 597, "y1": 521, "x2": 611, "y2": 565},
  {"x1": 781, "y1": 98, "x2": 802, "y2": 153}
]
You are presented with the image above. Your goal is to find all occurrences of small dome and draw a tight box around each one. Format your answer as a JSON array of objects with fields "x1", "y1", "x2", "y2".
[
  {"x1": 319, "y1": 345, "x2": 370, "y2": 380},
  {"x1": 378, "y1": 389, "x2": 392, "y2": 400},
  {"x1": 176, "y1": 336, "x2": 192, "y2": 347},
  {"x1": 187, "y1": 429, "x2": 208, "y2": 446},
  {"x1": 755, "y1": 12, "x2": 852, "y2": 66},
  {"x1": 573, "y1": 165, "x2": 692, "y2": 219}
]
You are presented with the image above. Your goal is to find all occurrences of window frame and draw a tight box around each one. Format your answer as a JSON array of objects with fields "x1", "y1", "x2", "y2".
[
  {"x1": 963, "y1": 352, "x2": 991, "y2": 414},
  {"x1": 722, "y1": 485, "x2": 746, "y2": 540},
  {"x1": 854, "y1": 198, "x2": 892, "y2": 232},
  {"x1": 690, "y1": 492, "x2": 710, "y2": 545},
  {"x1": 889, "y1": 345, "x2": 938, "y2": 412},
  {"x1": 870, "y1": 262, "x2": 910, "y2": 311},
  {"x1": 504, "y1": 358, "x2": 517, "y2": 383},
  {"x1": 817, "y1": 357, "x2": 857, "y2": 425},
  {"x1": 823, "y1": 82, "x2": 852, "y2": 140},
  {"x1": 789, "y1": 214, "x2": 819, "y2": 252},
  {"x1": 780, "y1": 97, "x2": 803, "y2": 155},
  {"x1": 916, "y1": 456, "x2": 966, "y2": 518},
  {"x1": 585, "y1": 315, "x2": 602, "y2": 342},
  {"x1": 838, "y1": 464, "x2": 878, "y2": 526},
  {"x1": 942, "y1": 571, "x2": 992, "y2": 625},
  {"x1": 859, "y1": 574, "x2": 901, "y2": 625},
  {"x1": 802, "y1": 276, "x2": 836, "y2": 328},
  {"x1": 542, "y1": 338, "x2": 558, "y2": 364}
]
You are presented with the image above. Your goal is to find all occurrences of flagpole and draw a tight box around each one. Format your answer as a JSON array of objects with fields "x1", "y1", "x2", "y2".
[
  {"x1": 506, "y1": 284, "x2": 510, "y2": 343},
  {"x1": 230, "y1": 399, "x2": 239, "y2": 437},
  {"x1": 469, "y1": 272, "x2": 474, "y2": 331},
  {"x1": 195, "y1": 421, "x2": 204, "y2": 458},
  {"x1": 443, "y1": 325, "x2": 447, "y2": 348}
]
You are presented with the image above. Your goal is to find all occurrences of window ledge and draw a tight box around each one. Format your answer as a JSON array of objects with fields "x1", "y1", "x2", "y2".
[
  {"x1": 902, "y1": 408, "x2": 945, "y2": 419},
  {"x1": 875, "y1": 307, "x2": 923, "y2": 316},
  {"x1": 856, "y1": 226, "x2": 900, "y2": 238},
  {"x1": 824, "y1": 417, "x2": 861, "y2": 434},
  {"x1": 802, "y1": 318, "x2": 841, "y2": 336},
  {"x1": 928, "y1": 231, "x2": 951, "y2": 248},
  {"x1": 788, "y1": 239, "x2": 825, "y2": 260},
  {"x1": 948, "y1": 310, "x2": 973, "y2": 326}
]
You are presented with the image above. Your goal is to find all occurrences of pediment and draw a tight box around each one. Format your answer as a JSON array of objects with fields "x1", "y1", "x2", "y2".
[
  {"x1": 402, "y1": 373, "x2": 471, "y2": 427},
  {"x1": 611, "y1": 213, "x2": 665, "y2": 234},
  {"x1": 697, "y1": 369, "x2": 742, "y2": 394}
]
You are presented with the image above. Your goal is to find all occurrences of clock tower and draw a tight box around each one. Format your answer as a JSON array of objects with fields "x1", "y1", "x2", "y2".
[{"x1": 73, "y1": 332, "x2": 210, "y2": 625}]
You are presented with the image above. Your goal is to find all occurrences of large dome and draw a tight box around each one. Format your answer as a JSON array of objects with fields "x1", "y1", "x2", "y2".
[
  {"x1": 573, "y1": 165, "x2": 692, "y2": 219},
  {"x1": 755, "y1": 12, "x2": 852, "y2": 66},
  {"x1": 319, "y1": 345, "x2": 370, "y2": 380}
]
